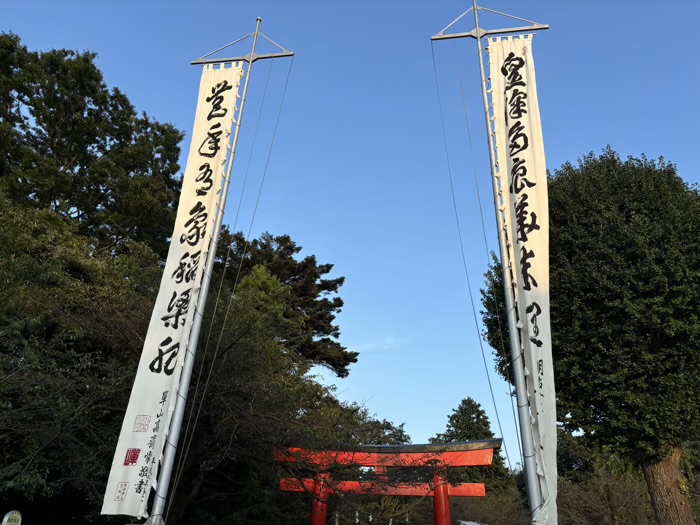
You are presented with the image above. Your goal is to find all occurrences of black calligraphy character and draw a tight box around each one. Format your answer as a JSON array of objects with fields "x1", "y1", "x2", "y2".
[
  {"x1": 160, "y1": 391, "x2": 169, "y2": 405},
  {"x1": 172, "y1": 250, "x2": 201, "y2": 284},
  {"x1": 501, "y1": 52, "x2": 526, "y2": 91},
  {"x1": 180, "y1": 201, "x2": 208, "y2": 246},
  {"x1": 206, "y1": 80, "x2": 233, "y2": 120},
  {"x1": 507, "y1": 88, "x2": 528, "y2": 119},
  {"x1": 198, "y1": 123, "x2": 223, "y2": 158},
  {"x1": 520, "y1": 246, "x2": 538, "y2": 291},
  {"x1": 510, "y1": 158, "x2": 535, "y2": 195},
  {"x1": 144, "y1": 450, "x2": 153, "y2": 465},
  {"x1": 161, "y1": 289, "x2": 192, "y2": 329},
  {"x1": 196, "y1": 163, "x2": 214, "y2": 196},
  {"x1": 148, "y1": 434, "x2": 157, "y2": 448},
  {"x1": 508, "y1": 121, "x2": 529, "y2": 157},
  {"x1": 514, "y1": 193, "x2": 540, "y2": 243},
  {"x1": 526, "y1": 301, "x2": 543, "y2": 347},
  {"x1": 138, "y1": 466, "x2": 149, "y2": 478},
  {"x1": 149, "y1": 336, "x2": 180, "y2": 375},
  {"x1": 134, "y1": 480, "x2": 147, "y2": 494}
]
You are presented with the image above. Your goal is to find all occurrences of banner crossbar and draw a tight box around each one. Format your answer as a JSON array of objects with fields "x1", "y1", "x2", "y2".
[
  {"x1": 191, "y1": 51, "x2": 295, "y2": 66},
  {"x1": 192, "y1": 21, "x2": 294, "y2": 66},
  {"x1": 432, "y1": 3, "x2": 548, "y2": 41},
  {"x1": 431, "y1": 24, "x2": 548, "y2": 41}
]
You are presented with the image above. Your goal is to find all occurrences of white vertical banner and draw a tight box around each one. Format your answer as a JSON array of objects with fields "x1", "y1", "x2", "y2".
[
  {"x1": 102, "y1": 63, "x2": 245, "y2": 517},
  {"x1": 489, "y1": 35, "x2": 557, "y2": 525}
]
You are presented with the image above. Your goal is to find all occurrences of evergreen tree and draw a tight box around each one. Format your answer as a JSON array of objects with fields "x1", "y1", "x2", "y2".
[
  {"x1": 432, "y1": 397, "x2": 498, "y2": 443},
  {"x1": 431, "y1": 398, "x2": 513, "y2": 494},
  {"x1": 215, "y1": 230, "x2": 357, "y2": 377}
]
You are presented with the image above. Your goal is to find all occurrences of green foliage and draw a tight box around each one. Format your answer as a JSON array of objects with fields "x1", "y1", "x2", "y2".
[
  {"x1": 548, "y1": 149, "x2": 700, "y2": 464},
  {"x1": 450, "y1": 489, "x2": 530, "y2": 525},
  {"x1": 0, "y1": 191, "x2": 388, "y2": 524},
  {"x1": 0, "y1": 32, "x2": 183, "y2": 257},
  {"x1": 167, "y1": 265, "x2": 406, "y2": 524},
  {"x1": 0, "y1": 190, "x2": 158, "y2": 522},
  {"x1": 432, "y1": 397, "x2": 498, "y2": 443},
  {"x1": 480, "y1": 251, "x2": 512, "y2": 381},
  {"x1": 482, "y1": 148, "x2": 700, "y2": 465},
  {"x1": 480, "y1": 149, "x2": 700, "y2": 523},
  {"x1": 0, "y1": 34, "x2": 393, "y2": 525},
  {"x1": 430, "y1": 397, "x2": 514, "y2": 495},
  {"x1": 216, "y1": 230, "x2": 358, "y2": 378}
]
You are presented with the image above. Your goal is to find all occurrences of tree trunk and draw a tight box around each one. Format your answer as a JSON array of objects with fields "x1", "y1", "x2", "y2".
[
  {"x1": 642, "y1": 446, "x2": 696, "y2": 525},
  {"x1": 605, "y1": 485, "x2": 620, "y2": 525}
]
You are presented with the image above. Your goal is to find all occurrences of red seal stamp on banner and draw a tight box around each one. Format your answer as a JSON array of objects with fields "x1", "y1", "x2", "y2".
[{"x1": 124, "y1": 448, "x2": 141, "y2": 466}]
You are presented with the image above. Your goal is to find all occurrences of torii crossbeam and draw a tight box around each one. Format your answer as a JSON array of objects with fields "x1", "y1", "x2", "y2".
[{"x1": 275, "y1": 439, "x2": 502, "y2": 525}]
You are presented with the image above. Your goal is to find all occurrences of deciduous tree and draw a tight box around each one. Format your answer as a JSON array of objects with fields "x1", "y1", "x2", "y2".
[
  {"x1": 0, "y1": 191, "x2": 159, "y2": 523},
  {"x1": 481, "y1": 148, "x2": 700, "y2": 525}
]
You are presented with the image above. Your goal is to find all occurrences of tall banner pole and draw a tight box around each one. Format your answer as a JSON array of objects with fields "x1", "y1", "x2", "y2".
[
  {"x1": 470, "y1": 2, "x2": 542, "y2": 515},
  {"x1": 102, "y1": 50, "x2": 245, "y2": 522},
  {"x1": 147, "y1": 18, "x2": 263, "y2": 525},
  {"x1": 489, "y1": 32, "x2": 557, "y2": 525},
  {"x1": 102, "y1": 16, "x2": 293, "y2": 524},
  {"x1": 432, "y1": 3, "x2": 553, "y2": 523}
]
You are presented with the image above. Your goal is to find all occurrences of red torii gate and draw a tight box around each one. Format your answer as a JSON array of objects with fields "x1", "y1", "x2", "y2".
[{"x1": 275, "y1": 439, "x2": 501, "y2": 525}]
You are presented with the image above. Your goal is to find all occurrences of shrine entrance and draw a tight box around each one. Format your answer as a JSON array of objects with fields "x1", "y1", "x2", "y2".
[{"x1": 275, "y1": 439, "x2": 501, "y2": 525}]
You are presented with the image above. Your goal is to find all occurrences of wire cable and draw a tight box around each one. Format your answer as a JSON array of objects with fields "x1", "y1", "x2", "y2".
[
  {"x1": 167, "y1": 59, "x2": 275, "y2": 512},
  {"x1": 164, "y1": 56, "x2": 295, "y2": 521},
  {"x1": 451, "y1": 38, "x2": 523, "y2": 465},
  {"x1": 216, "y1": 55, "x2": 295, "y2": 351},
  {"x1": 168, "y1": 57, "x2": 277, "y2": 511},
  {"x1": 430, "y1": 41, "x2": 513, "y2": 471}
]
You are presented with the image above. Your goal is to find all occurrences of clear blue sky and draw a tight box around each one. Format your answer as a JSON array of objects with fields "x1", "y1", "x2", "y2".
[{"x1": 4, "y1": 1, "x2": 699, "y2": 469}]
